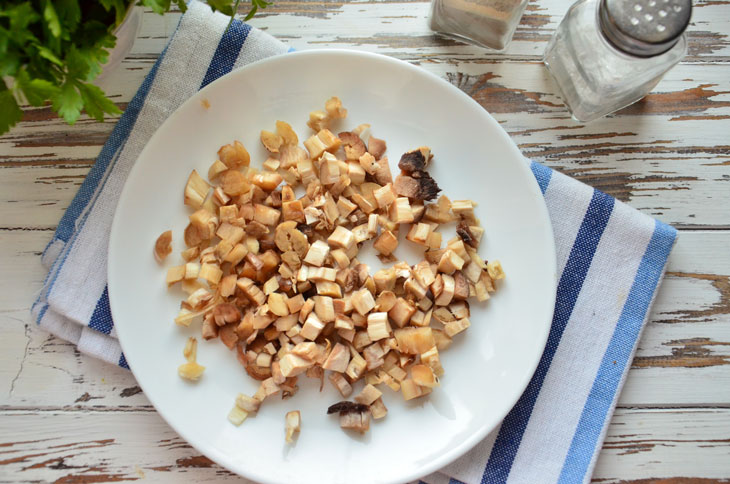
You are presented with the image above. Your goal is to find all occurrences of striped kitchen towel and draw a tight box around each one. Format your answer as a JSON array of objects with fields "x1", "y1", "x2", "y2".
[{"x1": 31, "y1": 2, "x2": 677, "y2": 483}]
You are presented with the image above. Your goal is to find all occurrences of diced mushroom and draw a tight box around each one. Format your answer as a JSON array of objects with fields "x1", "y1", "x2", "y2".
[
  {"x1": 369, "y1": 398, "x2": 388, "y2": 419},
  {"x1": 329, "y1": 372, "x2": 353, "y2": 397},
  {"x1": 209, "y1": 160, "x2": 228, "y2": 180},
  {"x1": 388, "y1": 197, "x2": 414, "y2": 224},
  {"x1": 304, "y1": 129, "x2": 341, "y2": 160},
  {"x1": 322, "y1": 342, "x2": 350, "y2": 372},
  {"x1": 304, "y1": 240, "x2": 330, "y2": 266},
  {"x1": 444, "y1": 317, "x2": 470, "y2": 337},
  {"x1": 366, "y1": 312, "x2": 390, "y2": 341},
  {"x1": 327, "y1": 401, "x2": 370, "y2": 433},
  {"x1": 328, "y1": 226, "x2": 355, "y2": 251},
  {"x1": 285, "y1": 410, "x2": 301, "y2": 444},
  {"x1": 354, "y1": 383, "x2": 383, "y2": 406},
  {"x1": 388, "y1": 297, "x2": 416, "y2": 328},
  {"x1": 401, "y1": 378, "x2": 431, "y2": 401},
  {"x1": 178, "y1": 337, "x2": 205, "y2": 381},
  {"x1": 184, "y1": 170, "x2": 211, "y2": 209},
  {"x1": 154, "y1": 230, "x2": 173, "y2": 262},
  {"x1": 411, "y1": 364, "x2": 438, "y2": 388},
  {"x1": 339, "y1": 131, "x2": 367, "y2": 160},
  {"x1": 438, "y1": 249, "x2": 465, "y2": 275},
  {"x1": 434, "y1": 273, "x2": 455, "y2": 306},
  {"x1": 368, "y1": 136, "x2": 387, "y2": 159},
  {"x1": 218, "y1": 140, "x2": 251, "y2": 168},
  {"x1": 487, "y1": 260, "x2": 505, "y2": 280},
  {"x1": 228, "y1": 405, "x2": 249, "y2": 426},
  {"x1": 220, "y1": 170, "x2": 249, "y2": 197},
  {"x1": 301, "y1": 312, "x2": 325, "y2": 340},
  {"x1": 398, "y1": 147, "x2": 432, "y2": 173},
  {"x1": 351, "y1": 288, "x2": 376, "y2": 316},
  {"x1": 393, "y1": 172, "x2": 441, "y2": 202},
  {"x1": 394, "y1": 327, "x2": 435, "y2": 355}
]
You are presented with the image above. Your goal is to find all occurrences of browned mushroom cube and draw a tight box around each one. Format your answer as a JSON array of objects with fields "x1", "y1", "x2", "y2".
[
  {"x1": 328, "y1": 226, "x2": 356, "y2": 251},
  {"x1": 322, "y1": 342, "x2": 350, "y2": 372},
  {"x1": 352, "y1": 288, "x2": 376, "y2": 316},
  {"x1": 388, "y1": 298, "x2": 416, "y2": 328},
  {"x1": 354, "y1": 383, "x2": 383, "y2": 406},
  {"x1": 329, "y1": 372, "x2": 353, "y2": 397},
  {"x1": 363, "y1": 312, "x2": 387, "y2": 339},
  {"x1": 373, "y1": 230, "x2": 398, "y2": 256}
]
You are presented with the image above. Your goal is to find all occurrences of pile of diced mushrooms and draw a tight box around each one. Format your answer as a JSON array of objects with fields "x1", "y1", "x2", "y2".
[{"x1": 158, "y1": 98, "x2": 504, "y2": 440}]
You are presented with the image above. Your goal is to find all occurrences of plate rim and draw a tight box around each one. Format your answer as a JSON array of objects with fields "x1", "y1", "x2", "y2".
[{"x1": 108, "y1": 48, "x2": 557, "y2": 484}]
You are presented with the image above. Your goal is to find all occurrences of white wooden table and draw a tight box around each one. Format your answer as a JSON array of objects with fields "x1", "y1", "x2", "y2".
[{"x1": 1, "y1": 1, "x2": 729, "y2": 482}]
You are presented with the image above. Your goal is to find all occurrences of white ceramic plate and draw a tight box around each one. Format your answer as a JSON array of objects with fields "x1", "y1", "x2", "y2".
[{"x1": 109, "y1": 50, "x2": 556, "y2": 484}]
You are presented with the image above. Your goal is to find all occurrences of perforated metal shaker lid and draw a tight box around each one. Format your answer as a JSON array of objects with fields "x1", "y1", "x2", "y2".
[{"x1": 599, "y1": 0, "x2": 692, "y2": 57}]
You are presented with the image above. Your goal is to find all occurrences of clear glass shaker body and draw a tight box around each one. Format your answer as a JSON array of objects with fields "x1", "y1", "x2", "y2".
[
  {"x1": 429, "y1": 0, "x2": 530, "y2": 51},
  {"x1": 543, "y1": 0, "x2": 687, "y2": 122}
]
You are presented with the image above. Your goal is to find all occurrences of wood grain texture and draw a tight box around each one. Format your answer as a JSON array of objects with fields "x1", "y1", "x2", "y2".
[
  {"x1": 0, "y1": 408, "x2": 727, "y2": 483},
  {"x1": 1, "y1": 0, "x2": 729, "y2": 481}
]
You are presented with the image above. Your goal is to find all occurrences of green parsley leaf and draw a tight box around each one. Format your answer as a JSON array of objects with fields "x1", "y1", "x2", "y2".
[
  {"x1": 0, "y1": 50, "x2": 21, "y2": 77},
  {"x1": 35, "y1": 44, "x2": 64, "y2": 66},
  {"x1": 43, "y1": 0, "x2": 62, "y2": 38},
  {"x1": 1, "y1": 2, "x2": 40, "y2": 32},
  {"x1": 140, "y1": 0, "x2": 173, "y2": 15},
  {"x1": 15, "y1": 69, "x2": 61, "y2": 106},
  {"x1": 52, "y1": 80, "x2": 84, "y2": 125},
  {"x1": 0, "y1": 84, "x2": 24, "y2": 135},
  {"x1": 207, "y1": 0, "x2": 234, "y2": 16},
  {"x1": 56, "y1": 0, "x2": 82, "y2": 33},
  {"x1": 78, "y1": 82, "x2": 121, "y2": 122},
  {"x1": 175, "y1": 0, "x2": 188, "y2": 13}
]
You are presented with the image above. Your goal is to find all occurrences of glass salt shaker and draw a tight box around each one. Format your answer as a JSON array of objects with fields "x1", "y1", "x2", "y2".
[
  {"x1": 543, "y1": 0, "x2": 691, "y2": 122},
  {"x1": 429, "y1": 0, "x2": 530, "y2": 51}
]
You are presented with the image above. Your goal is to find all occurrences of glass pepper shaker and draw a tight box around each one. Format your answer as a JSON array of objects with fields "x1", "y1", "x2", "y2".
[
  {"x1": 543, "y1": 0, "x2": 692, "y2": 122},
  {"x1": 429, "y1": 0, "x2": 530, "y2": 51}
]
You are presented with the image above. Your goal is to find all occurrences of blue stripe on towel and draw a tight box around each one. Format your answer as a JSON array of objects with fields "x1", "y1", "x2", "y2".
[
  {"x1": 557, "y1": 220, "x2": 676, "y2": 482},
  {"x1": 200, "y1": 20, "x2": 251, "y2": 88},
  {"x1": 89, "y1": 286, "x2": 114, "y2": 335},
  {"x1": 481, "y1": 189, "x2": 615, "y2": 484},
  {"x1": 530, "y1": 161, "x2": 553, "y2": 195}
]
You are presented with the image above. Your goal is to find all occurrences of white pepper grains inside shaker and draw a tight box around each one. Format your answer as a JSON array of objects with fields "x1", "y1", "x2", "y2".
[
  {"x1": 429, "y1": 0, "x2": 530, "y2": 50},
  {"x1": 543, "y1": 0, "x2": 691, "y2": 122}
]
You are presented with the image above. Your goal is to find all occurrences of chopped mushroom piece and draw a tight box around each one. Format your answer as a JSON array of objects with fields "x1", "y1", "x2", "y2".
[
  {"x1": 389, "y1": 197, "x2": 414, "y2": 224},
  {"x1": 304, "y1": 240, "x2": 330, "y2": 267},
  {"x1": 351, "y1": 288, "x2": 376, "y2": 316},
  {"x1": 184, "y1": 170, "x2": 211, "y2": 209},
  {"x1": 327, "y1": 401, "x2": 370, "y2": 433},
  {"x1": 178, "y1": 337, "x2": 205, "y2": 381},
  {"x1": 398, "y1": 147, "x2": 432, "y2": 172},
  {"x1": 228, "y1": 405, "x2": 249, "y2": 426},
  {"x1": 444, "y1": 317, "x2": 471, "y2": 337},
  {"x1": 329, "y1": 372, "x2": 353, "y2": 397},
  {"x1": 487, "y1": 260, "x2": 506, "y2": 280},
  {"x1": 366, "y1": 312, "x2": 390, "y2": 342},
  {"x1": 322, "y1": 342, "x2": 350, "y2": 372},
  {"x1": 154, "y1": 230, "x2": 173, "y2": 262},
  {"x1": 285, "y1": 411, "x2": 301, "y2": 444},
  {"x1": 411, "y1": 364, "x2": 438, "y2": 388},
  {"x1": 369, "y1": 397, "x2": 388, "y2": 419}
]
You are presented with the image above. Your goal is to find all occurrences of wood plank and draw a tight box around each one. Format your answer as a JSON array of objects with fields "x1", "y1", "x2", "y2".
[
  {"x1": 2, "y1": 230, "x2": 728, "y2": 408},
  {"x1": 593, "y1": 408, "x2": 730, "y2": 482},
  {"x1": 0, "y1": 408, "x2": 726, "y2": 483}
]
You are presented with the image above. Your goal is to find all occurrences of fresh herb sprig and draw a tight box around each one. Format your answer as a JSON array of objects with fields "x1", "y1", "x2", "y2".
[{"x1": 0, "y1": 0, "x2": 270, "y2": 135}]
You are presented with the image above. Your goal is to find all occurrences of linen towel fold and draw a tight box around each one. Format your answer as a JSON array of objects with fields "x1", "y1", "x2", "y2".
[{"x1": 32, "y1": 3, "x2": 677, "y2": 483}]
